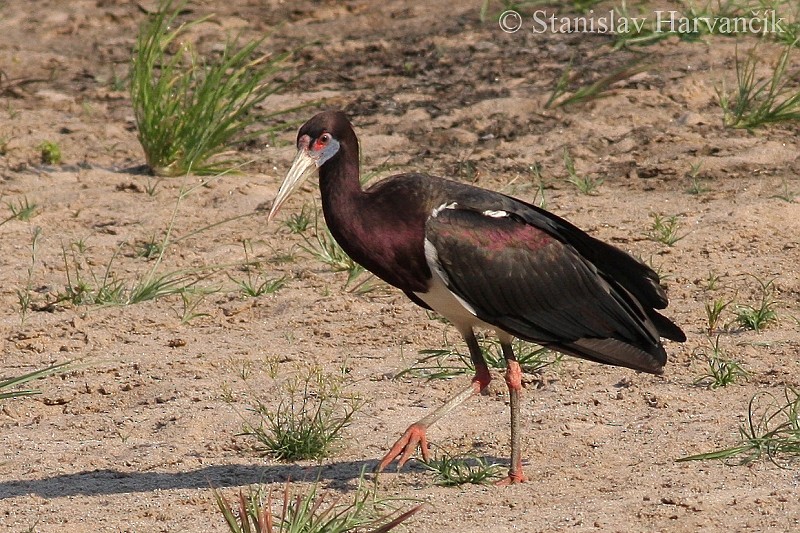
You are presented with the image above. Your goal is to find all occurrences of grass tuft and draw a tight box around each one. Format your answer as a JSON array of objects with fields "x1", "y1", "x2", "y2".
[
  {"x1": 284, "y1": 204, "x2": 313, "y2": 234},
  {"x1": 2, "y1": 196, "x2": 38, "y2": 225},
  {"x1": 646, "y1": 213, "x2": 686, "y2": 246},
  {"x1": 215, "y1": 474, "x2": 422, "y2": 533},
  {"x1": 16, "y1": 226, "x2": 42, "y2": 324},
  {"x1": 718, "y1": 44, "x2": 800, "y2": 129},
  {"x1": 704, "y1": 271, "x2": 721, "y2": 291},
  {"x1": 613, "y1": 1, "x2": 799, "y2": 49},
  {"x1": 422, "y1": 447, "x2": 503, "y2": 486},
  {"x1": 693, "y1": 336, "x2": 748, "y2": 389},
  {"x1": 677, "y1": 387, "x2": 800, "y2": 468},
  {"x1": 229, "y1": 240, "x2": 287, "y2": 297},
  {"x1": 50, "y1": 239, "x2": 213, "y2": 308},
  {"x1": 232, "y1": 273, "x2": 286, "y2": 298},
  {"x1": 771, "y1": 179, "x2": 798, "y2": 203},
  {"x1": 734, "y1": 277, "x2": 779, "y2": 332},
  {"x1": 704, "y1": 297, "x2": 732, "y2": 334},
  {"x1": 24, "y1": 177, "x2": 230, "y2": 313},
  {"x1": 685, "y1": 162, "x2": 708, "y2": 195},
  {"x1": 397, "y1": 337, "x2": 560, "y2": 381},
  {"x1": 237, "y1": 367, "x2": 362, "y2": 461},
  {"x1": 563, "y1": 147, "x2": 602, "y2": 195},
  {"x1": 130, "y1": 0, "x2": 299, "y2": 175}
]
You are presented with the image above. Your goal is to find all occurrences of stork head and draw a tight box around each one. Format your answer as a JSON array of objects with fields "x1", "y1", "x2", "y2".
[{"x1": 268, "y1": 111, "x2": 355, "y2": 222}]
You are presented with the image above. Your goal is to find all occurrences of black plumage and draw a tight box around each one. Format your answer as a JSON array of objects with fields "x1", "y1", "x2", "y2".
[{"x1": 268, "y1": 111, "x2": 685, "y2": 484}]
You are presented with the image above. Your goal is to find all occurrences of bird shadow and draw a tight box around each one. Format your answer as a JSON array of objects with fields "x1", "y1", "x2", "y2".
[{"x1": 0, "y1": 458, "x2": 390, "y2": 500}]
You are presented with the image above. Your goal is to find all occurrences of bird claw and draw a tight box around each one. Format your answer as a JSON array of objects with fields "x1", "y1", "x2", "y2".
[
  {"x1": 495, "y1": 469, "x2": 528, "y2": 486},
  {"x1": 376, "y1": 422, "x2": 430, "y2": 472}
]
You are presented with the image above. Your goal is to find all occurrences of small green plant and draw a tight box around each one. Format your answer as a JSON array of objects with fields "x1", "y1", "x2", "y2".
[
  {"x1": 646, "y1": 213, "x2": 686, "y2": 246},
  {"x1": 422, "y1": 447, "x2": 503, "y2": 486},
  {"x1": 56, "y1": 242, "x2": 125, "y2": 306},
  {"x1": 45, "y1": 238, "x2": 213, "y2": 309},
  {"x1": 16, "y1": 226, "x2": 42, "y2": 324},
  {"x1": 771, "y1": 179, "x2": 798, "y2": 203},
  {"x1": 128, "y1": 269, "x2": 208, "y2": 305},
  {"x1": 637, "y1": 254, "x2": 670, "y2": 281},
  {"x1": 144, "y1": 178, "x2": 161, "y2": 196},
  {"x1": 704, "y1": 297, "x2": 732, "y2": 334},
  {"x1": 516, "y1": 162, "x2": 549, "y2": 208},
  {"x1": 39, "y1": 178, "x2": 231, "y2": 311},
  {"x1": 284, "y1": 204, "x2": 313, "y2": 234},
  {"x1": 38, "y1": 140, "x2": 61, "y2": 164},
  {"x1": 233, "y1": 273, "x2": 286, "y2": 298},
  {"x1": 718, "y1": 44, "x2": 800, "y2": 129},
  {"x1": 229, "y1": 240, "x2": 287, "y2": 297},
  {"x1": 705, "y1": 271, "x2": 721, "y2": 291},
  {"x1": 532, "y1": 180, "x2": 547, "y2": 209},
  {"x1": 130, "y1": 0, "x2": 299, "y2": 175},
  {"x1": 108, "y1": 69, "x2": 127, "y2": 92},
  {"x1": 685, "y1": 162, "x2": 708, "y2": 195},
  {"x1": 397, "y1": 337, "x2": 560, "y2": 381},
  {"x1": 563, "y1": 147, "x2": 602, "y2": 195},
  {"x1": 2, "y1": 196, "x2": 38, "y2": 224},
  {"x1": 177, "y1": 288, "x2": 214, "y2": 323},
  {"x1": 237, "y1": 367, "x2": 362, "y2": 461},
  {"x1": 776, "y1": 20, "x2": 800, "y2": 47},
  {"x1": 678, "y1": 387, "x2": 800, "y2": 467},
  {"x1": 693, "y1": 336, "x2": 748, "y2": 389},
  {"x1": 680, "y1": 0, "x2": 752, "y2": 38},
  {"x1": 302, "y1": 219, "x2": 361, "y2": 275},
  {"x1": 215, "y1": 474, "x2": 422, "y2": 533},
  {"x1": 734, "y1": 277, "x2": 779, "y2": 332},
  {"x1": 134, "y1": 236, "x2": 163, "y2": 259},
  {"x1": 546, "y1": 57, "x2": 647, "y2": 109}
]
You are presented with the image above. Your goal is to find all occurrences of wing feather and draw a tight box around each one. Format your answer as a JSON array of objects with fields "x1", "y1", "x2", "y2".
[{"x1": 426, "y1": 206, "x2": 668, "y2": 372}]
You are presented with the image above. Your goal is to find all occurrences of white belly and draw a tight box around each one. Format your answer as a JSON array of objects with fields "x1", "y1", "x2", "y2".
[
  {"x1": 415, "y1": 218, "x2": 514, "y2": 343},
  {"x1": 413, "y1": 257, "x2": 499, "y2": 337}
]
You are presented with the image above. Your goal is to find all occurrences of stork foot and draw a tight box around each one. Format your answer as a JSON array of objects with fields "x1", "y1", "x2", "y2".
[
  {"x1": 376, "y1": 422, "x2": 430, "y2": 472},
  {"x1": 495, "y1": 468, "x2": 528, "y2": 486}
]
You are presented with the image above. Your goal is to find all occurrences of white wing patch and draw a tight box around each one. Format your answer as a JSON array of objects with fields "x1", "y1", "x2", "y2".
[
  {"x1": 431, "y1": 201, "x2": 458, "y2": 218},
  {"x1": 423, "y1": 239, "x2": 452, "y2": 285},
  {"x1": 416, "y1": 238, "x2": 488, "y2": 332},
  {"x1": 482, "y1": 209, "x2": 509, "y2": 218}
]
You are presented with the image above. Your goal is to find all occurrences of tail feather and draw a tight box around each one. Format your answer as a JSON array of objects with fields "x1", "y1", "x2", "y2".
[
  {"x1": 553, "y1": 338, "x2": 667, "y2": 375},
  {"x1": 647, "y1": 310, "x2": 686, "y2": 342}
]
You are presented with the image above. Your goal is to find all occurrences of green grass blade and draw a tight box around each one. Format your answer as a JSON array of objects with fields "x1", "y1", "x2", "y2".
[{"x1": 0, "y1": 360, "x2": 74, "y2": 400}]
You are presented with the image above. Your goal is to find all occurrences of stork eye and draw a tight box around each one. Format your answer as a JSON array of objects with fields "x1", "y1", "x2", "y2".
[{"x1": 311, "y1": 132, "x2": 336, "y2": 155}]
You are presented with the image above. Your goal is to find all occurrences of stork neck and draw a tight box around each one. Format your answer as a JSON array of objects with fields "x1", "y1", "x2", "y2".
[{"x1": 318, "y1": 152, "x2": 364, "y2": 221}]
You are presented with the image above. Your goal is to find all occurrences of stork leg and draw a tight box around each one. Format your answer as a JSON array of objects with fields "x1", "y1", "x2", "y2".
[
  {"x1": 377, "y1": 329, "x2": 491, "y2": 472},
  {"x1": 496, "y1": 340, "x2": 528, "y2": 485}
]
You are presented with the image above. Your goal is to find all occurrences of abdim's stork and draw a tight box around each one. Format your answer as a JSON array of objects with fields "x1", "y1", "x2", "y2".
[{"x1": 268, "y1": 111, "x2": 685, "y2": 485}]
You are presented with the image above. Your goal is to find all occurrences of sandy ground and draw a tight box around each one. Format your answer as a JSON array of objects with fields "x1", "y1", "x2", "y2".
[{"x1": 1, "y1": 0, "x2": 800, "y2": 531}]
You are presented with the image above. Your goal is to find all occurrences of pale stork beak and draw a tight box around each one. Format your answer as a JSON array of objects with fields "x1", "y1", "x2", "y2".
[{"x1": 267, "y1": 148, "x2": 318, "y2": 223}]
